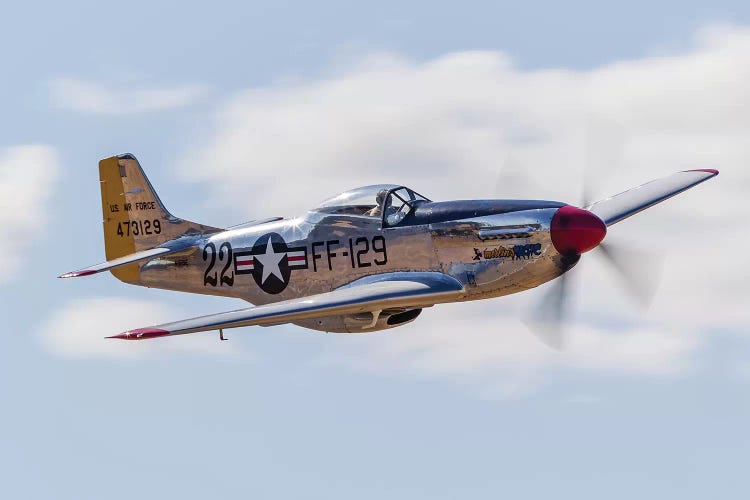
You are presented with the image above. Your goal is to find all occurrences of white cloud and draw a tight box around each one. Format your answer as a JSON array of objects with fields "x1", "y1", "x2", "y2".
[
  {"x1": 0, "y1": 145, "x2": 59, "y2": 283},
  {"x1": 180, "y1": 26, "x2": 750, "y2": 216},
  {"x1": 174, "y1": 24, "x2": 750, "y2": 392},
  {"x1": 49, "y1": 77, "x2": 207, "y2": 115},
  {"x1": 320, "y1": 297, "x2": 700, "y2": 398},
  {"x1": 37, "y1": 297, "x2": 252, "y2": 361}
]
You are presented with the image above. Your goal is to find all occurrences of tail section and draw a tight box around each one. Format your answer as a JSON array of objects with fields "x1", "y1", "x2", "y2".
[{"x1": 99, "y1": 153, "x2": 219, "y2": 282}]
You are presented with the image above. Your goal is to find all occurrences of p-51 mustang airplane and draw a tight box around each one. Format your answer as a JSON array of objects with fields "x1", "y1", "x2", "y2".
[{"x1": 60, "y1": 154, "x2": 717, "y2": 345}]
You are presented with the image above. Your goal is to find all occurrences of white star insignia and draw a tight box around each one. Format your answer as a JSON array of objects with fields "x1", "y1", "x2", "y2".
[{"x1": 254, "y1": 238, "x2": 285, "y2": 284}]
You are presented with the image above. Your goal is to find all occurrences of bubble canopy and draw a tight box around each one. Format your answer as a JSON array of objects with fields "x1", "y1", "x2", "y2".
[{"x1": 312, "y1": 184, "x2": 430, "y2": 217}]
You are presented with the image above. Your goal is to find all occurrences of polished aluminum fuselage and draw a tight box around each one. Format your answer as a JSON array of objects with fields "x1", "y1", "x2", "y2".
[{"x1": 134, "y1": 204, "x2": 568, "y2": 332}]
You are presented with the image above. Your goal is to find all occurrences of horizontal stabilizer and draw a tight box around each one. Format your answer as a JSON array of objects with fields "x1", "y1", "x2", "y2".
[
  {"x1": 586, "y1": 169, "x2": 718, "y2": 226},
  {"x1": 58, "y1": 236, "x2": 201, "y2": 278},
  {"x1": 108, "y1": 272, "x2": 465, "y2": 339}
]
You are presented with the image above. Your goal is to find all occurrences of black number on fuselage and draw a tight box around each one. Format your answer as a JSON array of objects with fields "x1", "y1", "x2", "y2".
[
  {"x1": 203, "y1": 242, "x2": 234, "y2": 287},
  {"x1": 344, "y1": 236, "x2": 388, "y2": 269},
  {"x1": 355, "y1": 237, "x2": 371, "y2": 268},
  {"x1": 203, "y1": 242, "x2": 218, "y2": 286},
  {"x1": 219, "y1": 242, "x2": 235, "y2": 286},
  {"x1": 372, "y1": 235, "x2": 387, "y2": 265}
]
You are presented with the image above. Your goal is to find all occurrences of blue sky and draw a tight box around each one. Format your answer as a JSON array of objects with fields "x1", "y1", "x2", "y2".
[{"x1": 2, "y1": 1, "x2": 750, "y2": 498}]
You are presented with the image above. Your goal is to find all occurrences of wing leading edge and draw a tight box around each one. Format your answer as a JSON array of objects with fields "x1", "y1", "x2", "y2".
[
  {"x1": 108, "y1": 272, "x2": 466, "y2": 339},
  {"x1": 585, "y1": 169, "x2": 718, "y2": 226}
]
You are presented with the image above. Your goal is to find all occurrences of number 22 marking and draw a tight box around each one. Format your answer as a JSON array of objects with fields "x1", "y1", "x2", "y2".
[{"x1": 203, "y1": 242, "x2": 235, "y2": 287}]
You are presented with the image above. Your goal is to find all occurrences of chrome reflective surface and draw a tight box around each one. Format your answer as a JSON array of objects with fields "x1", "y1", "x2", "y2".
[
  {"x1": 67, "y1": 153, "x2": 573, "y2": 333},
  {"x1": 130, "y1": 201, "x2": 568, "y2": 332},
  {"x1": 61, "y1": 153, "x2": 720, "y2": 338}
]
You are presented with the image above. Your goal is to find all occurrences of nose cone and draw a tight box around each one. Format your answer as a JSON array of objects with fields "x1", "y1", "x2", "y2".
[{"x1": 550, "y1": 206, "x2": 607, "y2": 256}]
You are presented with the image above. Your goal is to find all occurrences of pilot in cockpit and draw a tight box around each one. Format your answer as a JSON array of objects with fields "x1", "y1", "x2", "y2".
[{"x1": 366, "y1": 188, "x2": 391, "y2": 217}]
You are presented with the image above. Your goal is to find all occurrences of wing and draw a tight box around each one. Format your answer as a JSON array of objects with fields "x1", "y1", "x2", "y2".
[
  {"x1": 58, "y1": 236, "x2": 202, "y2": 278},
  {"x1": 585, "y1": 169, "x2": 718, "y2": 226},
  {"x1": 108, "y1": 272, "x2": 465, "y2": 339}
]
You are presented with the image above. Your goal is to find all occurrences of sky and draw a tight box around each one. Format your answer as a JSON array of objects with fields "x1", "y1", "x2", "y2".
[{"x1": 2, "y1": 1, "x2": 750, "y2": 498}]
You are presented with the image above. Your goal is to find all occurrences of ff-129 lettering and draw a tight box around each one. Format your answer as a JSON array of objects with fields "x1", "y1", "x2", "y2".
[{"x1": 311, "y1": 236, "x2": 387, "y2": 271}]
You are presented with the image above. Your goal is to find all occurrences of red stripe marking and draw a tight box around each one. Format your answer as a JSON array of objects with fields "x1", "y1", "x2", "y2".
[
  {"x1": 287, "y1": 256, "x2": 306, "y2": 262},
  {"x1": 107, "y1": 328, "x2": 170, "y2": 340},
  {"x1": 685, "y1": 168, "x2": 719, "y2": 175}
]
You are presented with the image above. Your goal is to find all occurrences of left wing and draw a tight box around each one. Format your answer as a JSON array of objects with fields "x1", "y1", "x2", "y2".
[
  {"x1": 58, "y1": 235, "x2": 203, "y2": 278},
  {"x1": 108, "y1": 272, "x2": 465, "y2": 339}
]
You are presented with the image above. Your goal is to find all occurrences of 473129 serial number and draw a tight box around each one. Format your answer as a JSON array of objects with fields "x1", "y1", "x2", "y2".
[{"x1": 116, "y1": 219, "x2": 162, "y2": 237}]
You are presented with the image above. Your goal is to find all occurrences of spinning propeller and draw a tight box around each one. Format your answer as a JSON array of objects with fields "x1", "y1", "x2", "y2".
[
  {"x1": 528, "y1": 201, "x2": 659, "y2": 349},
  {"x1": 495, "y1": 122, "x2": 661, "y2": 349}
]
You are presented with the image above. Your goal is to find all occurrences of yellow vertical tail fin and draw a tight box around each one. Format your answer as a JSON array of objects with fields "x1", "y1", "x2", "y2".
[{"x1": 99, "y1": 153, "x2": 219, "y2": 282}]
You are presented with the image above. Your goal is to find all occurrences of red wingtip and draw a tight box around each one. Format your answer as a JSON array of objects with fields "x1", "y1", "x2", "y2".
[
  {"x1": 58, "y1": 269, "x2": 98, "y2": 278},
  {"x1": 685, "y1": 168, "x2": 719, "y2": 175},
  {"x1": 106, "y1": 328, "x2": 170, "y2": 340}
]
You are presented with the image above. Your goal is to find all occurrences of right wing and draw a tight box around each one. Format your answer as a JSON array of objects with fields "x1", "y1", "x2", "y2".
[
  {"x1": 585, "y1": 169, "x2": 718, "y2": 226},
  {"x1": 108, "y1": 272, "x2": 465, "y2": 339}
]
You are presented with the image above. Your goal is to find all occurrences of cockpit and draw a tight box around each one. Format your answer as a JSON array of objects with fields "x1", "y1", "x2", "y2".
[{"x1": 312, "y1": 184, "x2": 431, "y2": 226}]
